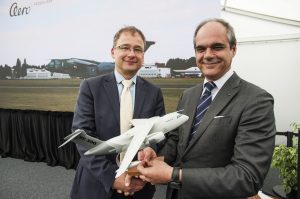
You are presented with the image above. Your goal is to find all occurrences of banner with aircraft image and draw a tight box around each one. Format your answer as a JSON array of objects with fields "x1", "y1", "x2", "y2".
[{"x1": 0, "y1": 0, "x2": 220, "y2": 111}]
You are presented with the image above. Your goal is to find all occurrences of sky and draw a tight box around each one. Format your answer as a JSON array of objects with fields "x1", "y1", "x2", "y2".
[{"x1": 0, "y1": 0, "x2": 220, "y2": 66}]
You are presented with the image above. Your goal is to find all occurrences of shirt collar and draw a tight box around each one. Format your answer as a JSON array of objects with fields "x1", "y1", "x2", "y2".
[
  {"x1": 114, "y1": 69, "x2": 137, "y2": 85},
  {"x1": 203, "y1": 68, "x2": 234, "y2": 90}
]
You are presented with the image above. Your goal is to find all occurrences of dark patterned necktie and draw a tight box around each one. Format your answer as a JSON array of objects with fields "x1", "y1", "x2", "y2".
[{"x1": 190, "y1": 81, "x2": 216, "y2": 139}]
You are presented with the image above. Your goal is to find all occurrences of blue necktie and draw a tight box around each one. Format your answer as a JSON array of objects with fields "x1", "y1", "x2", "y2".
[{"x1": 190, "y1": 82, "x2": 216, "y2": 139}]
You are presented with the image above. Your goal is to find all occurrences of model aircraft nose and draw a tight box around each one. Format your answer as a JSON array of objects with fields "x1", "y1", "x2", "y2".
[
  {"x1": 176, "y1": 113, "x2": 189, "y2": 122},
  {"x1": 182, "y1": 115, "x2": 189, "y2": 122},
  {"x1": 178, "y1": 114, "x2": 189, "y2": 125}
]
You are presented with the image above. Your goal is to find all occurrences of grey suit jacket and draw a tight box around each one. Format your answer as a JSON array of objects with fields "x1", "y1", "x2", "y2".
[
  {"x1": 71, "y1": 72, "x2": 165, "y2": 199},
  {"x1": 159, "y1": 73, "x2": 276, "y2": 199}
]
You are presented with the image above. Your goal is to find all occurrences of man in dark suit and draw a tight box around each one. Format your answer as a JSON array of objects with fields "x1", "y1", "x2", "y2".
[
  {"x1": 70, "y1": 26, "x2": 165, "y2": 199},
  {"x1": 137, "y1": 19, "x2": 276, "y2": 199}
]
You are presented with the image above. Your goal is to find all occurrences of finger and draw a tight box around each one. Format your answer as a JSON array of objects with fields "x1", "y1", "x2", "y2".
[
  {"x1": 138, "y1": 150, "x2": 145, "y2": 161},
  {"x1": 138, "y1": 174, "x2": 146, "y2": 181},
  {"x1": 133, "y1": 178, "x2": 147, "y2": 186},
  {"x1": 144, "y1": 148, "x2": 153, "y2": 162},
  {"x1": 136, "y1": 162, "x2": 146, "y2": 174},
  {"x1": 144, "y1": 177, "x2": 152, "y2": 182},
  {"x1": 124, "y1": 192, "x2": 130, "y2": 196},
  {"x1": 139, "y1": 174, "x2": 151, "y2": 182},
  {"x1": 117, "y1": 189, "x2": 123, "y2": 194},
  {"x1": 125, "y1": 174, "x2": 132, "y2": 187},
  {"x1": 130, "y1": 192, "x2": 135, "y2": 196},
  {"x1": 147, "y1": 159, "x2": 154, "y2": 167}
]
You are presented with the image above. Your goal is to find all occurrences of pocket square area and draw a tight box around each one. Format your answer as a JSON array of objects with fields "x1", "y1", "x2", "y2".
[{"x1": 214, "y1": 115, "x2": 224, "y2": 118}]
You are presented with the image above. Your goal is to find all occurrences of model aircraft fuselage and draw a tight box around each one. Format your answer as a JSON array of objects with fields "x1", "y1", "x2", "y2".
[
  {"x1": 59, "y1": 111, "x2": 189, "y2": 177},
  {"x1": 84, "y1": 111, "x2": 188, "y2": 156}
]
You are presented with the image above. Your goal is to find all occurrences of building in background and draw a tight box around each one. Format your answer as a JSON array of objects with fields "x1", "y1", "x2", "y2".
[
  {"x1": 22, "y1": 68, "x2": 70, "y2": 79},
  {"x1": 221, "y1": 0, "x2": 300, "y2": 131},
  {"x1": 158, "y1": 67, "x2": 171, "y2": 78},
  {"x1": 138, "y1": 64, "x2": 171, "y2": 78}
]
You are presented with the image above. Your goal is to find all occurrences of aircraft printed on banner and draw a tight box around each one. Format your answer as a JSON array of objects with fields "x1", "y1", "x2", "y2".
[
  {"x1": 58, "y1": 111, "x2": 189, "y2": 177},
  {"x1": 46, "y1": 41, "x2": 155, "y2": 78},
  {"x1": 173, "y1": 66, "x2": 202, "y2": 77}
]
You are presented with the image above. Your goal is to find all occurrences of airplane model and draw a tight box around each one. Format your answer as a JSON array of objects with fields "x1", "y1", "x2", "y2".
[{"x1": 59, "y1": 111, "x2": 189, "y2": 178}]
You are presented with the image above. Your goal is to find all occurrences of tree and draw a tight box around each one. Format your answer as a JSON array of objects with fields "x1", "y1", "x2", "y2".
[
  {"x1": 186, "y1": 57, "x2": 196, "y2": 67},
  {"x1": 13, "y1": 58, "x2": 22, "y2": 78},
  {"x1": 0, "y1": 65, "x2": 12, "y2": 79},
  {"x1": 21, "y1": 58, "x2": 28, "y2": 77},
  {"x1": 166, "y1": 57, "x2": 197, "y2": 76},
  {"x1": 166, "y1": 57, "x2": 196, "y2": 71}
]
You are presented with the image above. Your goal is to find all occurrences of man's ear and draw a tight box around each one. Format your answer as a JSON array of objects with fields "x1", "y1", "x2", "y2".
[
  {"x1": 111, "y1": 48, "x2": 115, "y2": 59},
  {"x1": 231, "y1": 45, "x2": 237, "y2": 57}
]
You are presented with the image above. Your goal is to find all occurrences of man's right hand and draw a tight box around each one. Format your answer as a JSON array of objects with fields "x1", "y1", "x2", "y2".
[{"x1": 112, "y1": 173, "x2": 146, "y2": 196}]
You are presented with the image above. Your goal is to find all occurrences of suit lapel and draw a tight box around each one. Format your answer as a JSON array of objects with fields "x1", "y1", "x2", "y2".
[
  {"x1": 103, "y1": 73, "x2": 120, "y2": 126},
  {"x1": 183, "y1": 73, "x2": 241, "y2": 155},
  {"x1": 133, "y1": 77, "x2": 146, "y2": 118},
  {"x1": 181, "y1": 84, "x2": 204, "y2": 149}
]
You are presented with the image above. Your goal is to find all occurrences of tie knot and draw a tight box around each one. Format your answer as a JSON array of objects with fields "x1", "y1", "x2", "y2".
[
  {"x1": 122, "y1": 80, "x2": 133, "y2": 88},
  {"x1": 204, "y1": 81, "x2": 216, "y2": 92}
]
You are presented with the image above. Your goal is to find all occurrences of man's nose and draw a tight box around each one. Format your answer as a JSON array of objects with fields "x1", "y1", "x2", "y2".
[
  {"x1": 128, "y1": 49, "x2": 136, "y2": 56},
  {"x1": 204, "y1": 48, "x2": 214, "y2": 58}
]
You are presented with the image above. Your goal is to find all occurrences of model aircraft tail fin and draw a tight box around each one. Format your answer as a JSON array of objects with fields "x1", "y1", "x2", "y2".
[{"x1": 58, "y1": 129, "x2": 103, "y2": 150}]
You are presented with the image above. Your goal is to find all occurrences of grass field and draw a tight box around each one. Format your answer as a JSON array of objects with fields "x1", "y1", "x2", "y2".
[{"x1": 0, "y1": 78, "x2": 203, "y2": 113}]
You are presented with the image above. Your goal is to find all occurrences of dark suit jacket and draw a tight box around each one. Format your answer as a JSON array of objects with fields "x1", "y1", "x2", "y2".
[
  {"x1": 71, "y1": 72, "x2": 165, "y2": 199},
  {"x1": 159, "y1": 73, "x2": 276, "y2": 199}
]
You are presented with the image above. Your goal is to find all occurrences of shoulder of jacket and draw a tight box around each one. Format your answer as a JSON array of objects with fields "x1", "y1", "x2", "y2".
[
  {"x1": 137, "y1": 76, "x2": 160, "y2": 90},
  {"x1": 183, "y1": 83, "x2": 202, "y2": 95}
]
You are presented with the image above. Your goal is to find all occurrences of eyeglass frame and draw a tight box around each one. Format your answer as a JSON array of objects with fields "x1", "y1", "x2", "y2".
[{"x1": 114, "y1": 44, "x2": 144, "y2": 55}]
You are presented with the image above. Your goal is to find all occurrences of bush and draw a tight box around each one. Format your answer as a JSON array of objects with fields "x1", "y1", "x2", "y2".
[{"x1": 272, "y1": 145, "x2": 298, "y2": 193}]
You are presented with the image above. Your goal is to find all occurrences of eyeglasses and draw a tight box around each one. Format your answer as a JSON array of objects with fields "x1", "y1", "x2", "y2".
[{"x1": 114, "y1": 45, "x2": 144, "y2": 55}]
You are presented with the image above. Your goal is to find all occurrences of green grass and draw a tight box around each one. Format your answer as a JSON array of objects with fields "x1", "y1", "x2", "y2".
[
  {"x1": 161, "y1": 89, "x2": 183, "y2": 112},
  {"x1": 0, "y1": 78, "x2": 203, "y2": 113},
  {"x1": 147, "y1": 78, "x2": 201, "y2": 86},
  {"x1": 0, "y1": 79, "x2": 82, "y2": 87},
  {"x1": 0, "y1": 87, "x2": 79, "y2": 112}
]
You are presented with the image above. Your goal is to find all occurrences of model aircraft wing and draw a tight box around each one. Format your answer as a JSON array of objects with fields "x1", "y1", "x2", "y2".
[
  {"x1": 115, "y1": 121, "x2": 155, "y2": 178},
  {"x1": 131, "y1": 116, "x2": 159, "y2": 127}
]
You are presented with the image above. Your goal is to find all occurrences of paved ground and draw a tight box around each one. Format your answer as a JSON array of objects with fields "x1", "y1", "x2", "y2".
[{"x1": 0, "y1": 157, "x2": 166, "y2": 199}]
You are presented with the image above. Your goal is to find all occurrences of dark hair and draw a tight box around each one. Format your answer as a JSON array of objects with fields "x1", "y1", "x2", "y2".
[
  {"x1": 113, "y1": 26, "x2": 146, "y2": 48},
  {"x1": 193, "y1": 18, "x2": 236, "y2": 49}
]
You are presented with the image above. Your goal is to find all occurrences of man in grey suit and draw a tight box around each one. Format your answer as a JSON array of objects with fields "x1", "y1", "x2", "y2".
[
  {"x1": 137, "y1": 19, "x2": 276, "y2": 199},
  {"x1": 70, "y1": 26, "x2": 165, "y2": 199}
]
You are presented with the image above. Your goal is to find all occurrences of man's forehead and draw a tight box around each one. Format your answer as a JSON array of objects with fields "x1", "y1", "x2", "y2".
[
  {"x1": 195, "y1": 22, "x2": 228, "y2": 45},
  {"x1": 117, "y1": 32, "x2": 144, "y2": 45},
  {"x1": 202, "y1": 21, "x2": 225, "y2": 31},
  {"x1": 118, "y1": 31, "x2": 143, "y2": 40},
  {"x1": 197, "y1": 22, "x2": 226, "y2": 36}
]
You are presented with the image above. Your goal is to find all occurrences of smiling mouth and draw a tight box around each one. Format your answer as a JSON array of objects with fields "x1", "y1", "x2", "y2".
[
  {"x1": 202, "y1": 60, "x2": 221, "y2": 64},
  {"x1": 125, "y1": 60, "x2": 137, "y2": 65},
  {"x1": 124, "y1": 57, "x2": 138, "y2": 63}
]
